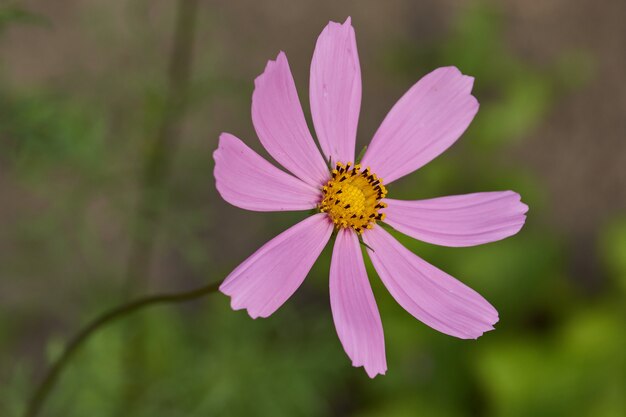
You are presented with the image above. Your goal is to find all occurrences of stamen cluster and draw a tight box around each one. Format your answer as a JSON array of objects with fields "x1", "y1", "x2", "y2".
[{"x1": 319, "y1": 162, "x2": 387, "y2": 233}]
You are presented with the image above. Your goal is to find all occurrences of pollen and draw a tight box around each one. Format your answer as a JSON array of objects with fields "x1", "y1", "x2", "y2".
[{"x1": 319, "y1": 162, "x2": 387, "y2": 234}]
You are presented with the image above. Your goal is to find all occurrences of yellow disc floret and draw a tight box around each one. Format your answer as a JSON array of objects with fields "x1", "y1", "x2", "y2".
[{"x1": 319, "y1": 162, "x2": 387, "y2": 233}]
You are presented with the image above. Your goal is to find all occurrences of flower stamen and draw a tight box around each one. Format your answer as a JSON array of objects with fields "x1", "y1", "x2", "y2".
[{"x1": 319, "y1": 162, "x2": 387, "y2": 233}]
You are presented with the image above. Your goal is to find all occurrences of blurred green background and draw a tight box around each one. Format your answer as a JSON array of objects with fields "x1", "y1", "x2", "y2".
[{"x1": 0, "y1": 0, "x2": 624, "y2": 416}]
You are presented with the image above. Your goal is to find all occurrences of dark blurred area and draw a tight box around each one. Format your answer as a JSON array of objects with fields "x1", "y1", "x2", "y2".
[{"x1": 0, "y1": 0, "x2": 624, "y2": 416}]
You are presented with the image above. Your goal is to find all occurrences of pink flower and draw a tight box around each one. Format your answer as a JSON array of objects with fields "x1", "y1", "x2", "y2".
[{"x1": 213, "y1": 18, "x2": 528, "y2": 377}]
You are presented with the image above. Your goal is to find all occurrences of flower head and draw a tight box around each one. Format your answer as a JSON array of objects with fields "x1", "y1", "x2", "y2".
[
  {"x1": 319, "y1": 162, "x2": 387, "y2": 233},
  {"x1": 213, "y1": 17, "x2": 528, "y2": 378}
]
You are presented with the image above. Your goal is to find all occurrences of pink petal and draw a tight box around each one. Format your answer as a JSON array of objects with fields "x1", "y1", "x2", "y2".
[
  {"x1": 214, "y1": 133, "x2": 322, "y2": 212},
  {"x1": 363, "y1": 226, "x2": 498, "y2": 339},
  {"x1": 330, "y1": 229, "x2": 386, "y2": 378},
  {"x1": 310, "y1": 17, "x2": 361, "y2": 164},
  {"x1": 252, "y1": 51, "x2": 329, "y2": 187},
  {"x1": 360, "y1": 67, "x2": 479, "y2": 184},
  {"x1": 384, "y1": 191, "x2": 528, "y2": 247},
  {"x1": 220, "y1": 214, "x2": 333, "y2": 319}
]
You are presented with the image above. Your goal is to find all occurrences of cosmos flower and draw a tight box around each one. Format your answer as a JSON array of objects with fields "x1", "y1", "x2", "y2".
[{"x1": 213, "y1": 17, "x2": 528, "y2": 377}]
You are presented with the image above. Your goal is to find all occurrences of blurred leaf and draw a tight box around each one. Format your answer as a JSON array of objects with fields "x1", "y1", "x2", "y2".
[
  {"x1": 0, "y1": 88, "x2": 107, "y2": 178},
  {"x1": 0, "y1": 4, "x2": 49, "y2": 35},
  {"x1": 475, "y1": 304, "x2": 624, "y2": 417},
  {"x1": 599, "y1": 216, "x2": 626, "y2": 293},
  {"x1": 38, "y1": 301, "x2": 348, "y2": 417},
  {"x1": 384, "y1": 1, "x2": 591, "y2": 150}
]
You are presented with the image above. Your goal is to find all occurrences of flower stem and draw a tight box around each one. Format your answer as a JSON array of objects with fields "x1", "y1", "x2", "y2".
[
  {"x1": 125, "y1": 0, "x2": 199, "y2": 295},
  {"x1": 121, "y1": 0, "x2": 199, "y2": 410},
  {"x1": 23, "y1": 280, "x2": 223, "y2": 417}
]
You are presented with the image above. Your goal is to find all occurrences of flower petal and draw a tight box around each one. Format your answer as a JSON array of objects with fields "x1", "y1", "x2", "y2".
[
  {"x1": 363, "y1": 226, "x2": 498, "y2": 339},
  {"x1": 220, "y1": 214, "x2": 332, "y2": 319},
  {"x1": 252, "y1": 51, "x2": 329, "y2": 187},
  {"x1": 384, "y1": 191, "x2": 528, "y2": 247},
  {"x1": 330, "y1": 229, "x2": 386, "y2": 378},
  {"x1": 214, "y1": 133, "x2": 321, "y2": 212},
  {"x1": 360, "y1": 67, "x2": 479, "y2": 184},
  {"x1": 310, "y1": 17, "x2": 361, "y2": 164}
]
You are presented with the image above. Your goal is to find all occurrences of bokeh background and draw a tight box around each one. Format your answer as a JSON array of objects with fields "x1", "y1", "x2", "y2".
[{"x1": 1, "y1": 0, "x2": 624, "y2": 416}]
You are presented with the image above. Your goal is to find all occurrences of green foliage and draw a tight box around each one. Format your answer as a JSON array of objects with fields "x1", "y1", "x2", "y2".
[
  {"x1": 0, "y1": 3, "x2": 48, "y2": 35},
  {"x1": 599, "y1": 217, "x2": 626, "y2": 293},
  {"x1": 29, "y1": 303, "x2": 345, "y2": 417},
  {"x1": 476, "y1": 305, "x2": 624, "y2": 417},
  {"x1": 0, "y1": 88, "x2": 107, "y2": 179},
  {"x1": 384, "y1": 2, "x2": 591, "y2": 149}
]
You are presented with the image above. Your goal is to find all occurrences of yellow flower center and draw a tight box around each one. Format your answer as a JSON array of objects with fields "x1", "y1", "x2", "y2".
[{"x1": 319, "y1": 162, "x2": 387, "y2": 233}]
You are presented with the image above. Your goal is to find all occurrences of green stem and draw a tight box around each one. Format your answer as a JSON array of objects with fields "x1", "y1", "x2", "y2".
[
  {"x1": 121, "y1": 0, "x2": 199, "y2": 409},
  {"x1": 125, "y1": 0, "x2": 199, "y2": 294},
  {"x1": 23, "y1": 280, "x2": 223, "y2": 417}
]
